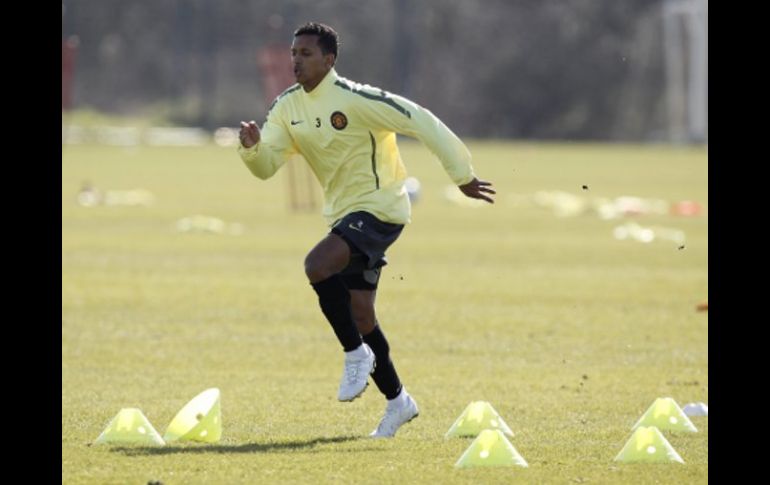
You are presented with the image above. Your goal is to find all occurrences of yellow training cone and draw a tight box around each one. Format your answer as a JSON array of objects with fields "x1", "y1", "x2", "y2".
[
  {"x1": 455, "y1": 429, "x2": 529, "y2": 468},
  {"x1": 446, "y1": 401, "x2": 514, "y2": 438},
  {"x1": 164, "y1": 388, "x2": 222, "y2": 443},
  {"x1": 614, "y1": 426, "x2": 685, "y2": 463},
  {"x1": 632, "y1": 397, "x2": 697, "y2": 432},
  {"x1": 94, "y1": 408, "x2": 165, "y2": 445}
]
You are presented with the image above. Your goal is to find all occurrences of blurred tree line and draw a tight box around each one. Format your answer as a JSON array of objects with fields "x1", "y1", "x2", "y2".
[{"x1": 62, "y1": 0, "x2": 703, "y2": 142}]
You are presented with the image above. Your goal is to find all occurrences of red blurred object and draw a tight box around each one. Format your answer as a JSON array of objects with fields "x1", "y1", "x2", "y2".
[
  {"x1": 696, "y1": 302, "x2": 708, "y2": 312},
  {"x1": 671, "y1": 200, "x2": 703, "y2": 216},
  {"x1": 257, "y1": 44, "x2": 294, "y2": 102},
  {"x1": 62, "y1": 36, "x2": 79, "y2": 110}
]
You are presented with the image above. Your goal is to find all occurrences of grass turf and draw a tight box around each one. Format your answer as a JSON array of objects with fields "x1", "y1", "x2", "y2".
[{"x1": 62, "y1": 140, "x2": 707, "y2": 484}]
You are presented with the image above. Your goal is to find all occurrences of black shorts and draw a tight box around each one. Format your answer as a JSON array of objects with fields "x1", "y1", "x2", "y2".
[{"x1": 330, "y1": 211, "x2": 404, "y2": 290}]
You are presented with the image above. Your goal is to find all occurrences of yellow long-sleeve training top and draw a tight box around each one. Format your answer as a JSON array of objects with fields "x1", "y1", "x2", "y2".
[{"x1": 238, "y1": 68, "x2": 476, "y2": 226}]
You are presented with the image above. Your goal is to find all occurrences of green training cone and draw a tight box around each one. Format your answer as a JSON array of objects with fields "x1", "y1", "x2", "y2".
[
  {"x1": 632, "y1": 397, "x2": 697, "y2": 432},
  {"x1": 455, "y1": 429, "x2": 529, "y2": 468},
  {"x1": 94, "y1": 408, "x2": 165, "y2": 445},
  {"x1": 445, "y1": 401, "x2": 514, "y2": 438},
  {"x1": 614, "y1": 426, "x2": 685, "y2": 463},
  {"x1": 164, "y1": 388, "x2": 222, "y2": 443}
]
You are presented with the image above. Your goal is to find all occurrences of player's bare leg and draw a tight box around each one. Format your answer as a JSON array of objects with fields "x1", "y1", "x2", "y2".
[{"x1": 306, "y1": 234, "x2": 374, "y2": 401}]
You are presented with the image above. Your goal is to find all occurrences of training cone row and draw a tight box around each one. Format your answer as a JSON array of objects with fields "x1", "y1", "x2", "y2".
[
  {"x1": 446, "y1": 397, "x2": 702, "y2": 468},
  {"x1": 448, "y1": 401, "x2": 528, "y2": 469},
  {"x1": 94, "y1": 388, "x2": 221, "y2": 446}
]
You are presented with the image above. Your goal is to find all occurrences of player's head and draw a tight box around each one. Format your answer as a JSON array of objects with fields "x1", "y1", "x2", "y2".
[{"x1": 292, "y1": 22, "x2": 339, "y2": 90}]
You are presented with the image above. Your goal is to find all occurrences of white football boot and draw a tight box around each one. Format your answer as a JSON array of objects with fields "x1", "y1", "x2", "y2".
[
  {"x1": 337, "y1": 343, "x2": 376, "y2": 401},
  {"x1": 369, "y1": 388, "x2": 419, "y2": 438}
]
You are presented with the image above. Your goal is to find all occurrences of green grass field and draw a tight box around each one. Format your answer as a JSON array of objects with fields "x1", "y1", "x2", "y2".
[{"x1": 62, "y1": 141, "x2": 708, "y2": 484}]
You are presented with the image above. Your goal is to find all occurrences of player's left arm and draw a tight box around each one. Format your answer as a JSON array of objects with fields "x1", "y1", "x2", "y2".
[{"x1": 353, "y1": 89, "x2": 494, "y2": 202}]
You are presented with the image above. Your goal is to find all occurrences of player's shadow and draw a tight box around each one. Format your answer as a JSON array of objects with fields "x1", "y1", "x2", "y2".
[{"x1": 109, "y1": 435, "x2": 364, "y2": 456}]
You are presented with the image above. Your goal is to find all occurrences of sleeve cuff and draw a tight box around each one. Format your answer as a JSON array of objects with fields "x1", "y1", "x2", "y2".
[
  {"x1": 454, "y1": 173, "x2": 476, "y2": 186},
  {"x1": 237, "y1": 142, "x2": 259, "y2": 156}
]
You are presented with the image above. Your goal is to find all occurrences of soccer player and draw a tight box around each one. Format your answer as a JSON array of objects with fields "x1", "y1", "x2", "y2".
[{"x1": 238, "y1": 22, "x2": 495, "y2": 438}]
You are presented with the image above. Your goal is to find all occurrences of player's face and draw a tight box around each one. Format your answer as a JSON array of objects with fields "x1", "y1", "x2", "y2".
[{"x1": 291, "y1": 35, "x2": 333, "y2": 91}]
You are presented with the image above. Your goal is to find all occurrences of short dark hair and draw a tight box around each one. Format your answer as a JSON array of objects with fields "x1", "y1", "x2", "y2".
[{"x1": 294, "y1": 22, "x2": 339, "y2": 61}]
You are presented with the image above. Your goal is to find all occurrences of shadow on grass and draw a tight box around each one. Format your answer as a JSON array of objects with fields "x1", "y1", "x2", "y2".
[{"x1": 110, "y1": 435, "x2": 363, "y2": 456}]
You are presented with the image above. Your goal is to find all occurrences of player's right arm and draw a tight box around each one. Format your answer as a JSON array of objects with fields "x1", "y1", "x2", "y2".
[{"x1": 237, "y1": 104, "x2": 297, "y2": 180}]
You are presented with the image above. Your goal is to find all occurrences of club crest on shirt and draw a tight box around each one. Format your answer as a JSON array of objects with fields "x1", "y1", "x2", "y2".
[{"x1": 330, "y1": 111, "x2": 348, "y2": 130}]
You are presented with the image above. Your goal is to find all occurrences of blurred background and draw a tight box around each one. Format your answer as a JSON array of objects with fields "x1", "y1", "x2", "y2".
[{"x1": 61, "y1": 0, "x2": 707, "y2": 144}]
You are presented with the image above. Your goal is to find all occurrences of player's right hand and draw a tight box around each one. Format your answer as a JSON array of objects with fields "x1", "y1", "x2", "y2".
[{"x1": 239, "y1": 120, "x2": 261, "y2": 148}]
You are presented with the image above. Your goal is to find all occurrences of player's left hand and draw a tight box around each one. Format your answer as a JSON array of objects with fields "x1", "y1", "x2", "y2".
[{"x1": 458, "y1": 177, "x2": 496, "y2": 204}]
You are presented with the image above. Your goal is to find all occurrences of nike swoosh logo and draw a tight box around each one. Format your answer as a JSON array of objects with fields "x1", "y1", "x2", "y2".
[
  {"x1": 348, "y1": 223, "x2": 364, "y2": 232},
  {"x1": 290, "y1": 120, "x2": 304, "y2": 125}
]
